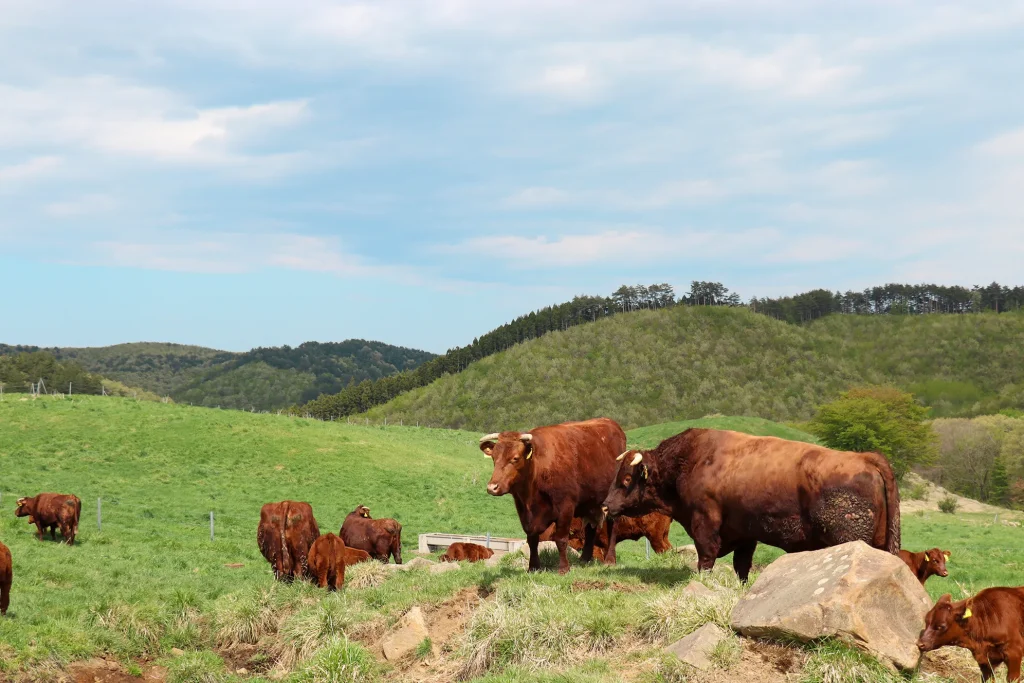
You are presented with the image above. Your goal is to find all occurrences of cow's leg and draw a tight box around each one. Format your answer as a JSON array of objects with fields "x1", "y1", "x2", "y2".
[
  {"x1": 602, "y1": 517, "x2": 618, "y2": 566},
  {"x1": 580, "y1": 523, "x2": 597, "y2": 563},
  {"x1": 34, "y1": 520, "x2": 46, "y2": 542},
  {"x1": 691, "y1": 509, "x2": 723, "y2": 574},
  {"x1": 527, "y1": 534, "x2": 541, "y2": 572},
  {"x1": 732, "y1": 540, "x2": 757, "y2": 582},
  {"x1": 0, "y1": 577, "x2": 9, "y2": 615},
  {"x1": 976, "y1": 656, "x2": 996, "y2": 682},
  {"x1": 1007, "y1": 653, "x2": 1021, "y2": 683},
  {"x1": 391, "y1": 537, "x2": 403, "y2": 565},
  {"x1": 49, "y1": 525, "x2": 57, "y2": 541},
  {"x1": 553, "y1": 506, "x2": 575, "y2": 574}
]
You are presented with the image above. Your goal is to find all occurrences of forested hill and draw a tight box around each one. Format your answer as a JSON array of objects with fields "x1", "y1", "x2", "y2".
[
  {"x1": 360, "y1": 306, "x2": 1024, "y2": 431},
  {"x1": 1, "y1": 340, "x2": 435, "y2": 411}
]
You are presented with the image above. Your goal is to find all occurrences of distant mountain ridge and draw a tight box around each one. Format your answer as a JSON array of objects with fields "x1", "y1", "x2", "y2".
[{"x1": 0, "y1": 340, "x2": 435, "y2": 411}]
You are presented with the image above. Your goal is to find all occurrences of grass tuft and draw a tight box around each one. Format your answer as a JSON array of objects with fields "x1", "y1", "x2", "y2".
[
  {"x1": 636, "y1": 583, "x2": 739, "y2": 643},
  {"x1": 289, "y1": 637, "x2": 379, "y2": 683},
  {"x1": 167, "y1": 650, "x2": 227, "y2": 683},
  {"x1": 346, "y1": 561, "x2": 391, "y2": 589}
]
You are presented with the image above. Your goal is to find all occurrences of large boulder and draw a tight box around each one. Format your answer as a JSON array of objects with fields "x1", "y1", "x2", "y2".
[
  {"x1": 382, "y1": 606, "x2": 431, "y2": 661},
  {"x1": 730, "y1": 541, "x2": 932, "y2": 671}
]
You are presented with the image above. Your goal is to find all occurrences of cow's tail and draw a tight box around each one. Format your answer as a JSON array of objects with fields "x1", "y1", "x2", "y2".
[
  {"x1": 873, "y1": 454, "x2": 901, "y2": 554},
  {"x1": 73, "y1": 496, "x2": 81, "y2": 537}
]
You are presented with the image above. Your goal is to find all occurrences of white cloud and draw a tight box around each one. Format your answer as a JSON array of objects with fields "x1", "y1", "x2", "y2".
[
  {"x1": 0, "y1": 156, "x2": 62, "y2": 185},
  {"x1": 975, "y1": 126, "x2": 1024, "y2": 158},
  {"x1": 45, "y1": 194, "x2": 117, "y2": 217}
]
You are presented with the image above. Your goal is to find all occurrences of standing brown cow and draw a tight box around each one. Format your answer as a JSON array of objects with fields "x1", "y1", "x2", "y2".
[
  {"x1": 899, "y1": 548, "x2": 950, "y2": 584},
  {"x1": 15, "y1": 493, "x2": 81, "y2": 545},
  {"x1": 602, "y1": 429, "x2": 900, "y2": 581},
  {"x1": 918, "y1": 589, "x2": 1024, "y2": 681},
  {"x1": 340, "y1": 505, "x2": 403, "y2": 564},
  {"x1": 539, "y1": 512, "x2": 673, "y2": 561},
  {"x1": 481, "y1": 417, "x2": 627, "y2": 574},
  {"x1": 257, "y1": 501, "x2": 320, "y2": 582},
  {"x1": 0, "y1": 540, "x2": 11, "y2": 616},
  {"x1": 440, "y1": 542, "x2": 494, "y2": 563},
  {"x1": 307, "y1": 533, "x2": 346, "y2": 590}
]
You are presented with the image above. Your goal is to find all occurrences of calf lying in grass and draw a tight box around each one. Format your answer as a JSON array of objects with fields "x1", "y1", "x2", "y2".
[{"x1": 917, "y1": 588, "x2": 1024, "y2": 681}]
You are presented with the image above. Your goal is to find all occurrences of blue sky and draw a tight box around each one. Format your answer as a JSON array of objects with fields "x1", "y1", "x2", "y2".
[{"x1": 2, "y1": 1, "x2": 1023, "y2": 353}]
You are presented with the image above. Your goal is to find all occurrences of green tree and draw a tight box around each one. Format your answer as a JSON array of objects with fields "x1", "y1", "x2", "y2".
[
  {"x1": 990, "y1": 457, "x2": 1010, "y2": 505},
  {"x1": 811, "y1": 386, "x2": 936, "y2": 478}
]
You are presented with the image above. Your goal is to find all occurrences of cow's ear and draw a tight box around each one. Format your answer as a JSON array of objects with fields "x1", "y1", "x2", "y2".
[
  {"x1": 480, "y1": 441, "x2": 495, "y2": 457},
  {"x1": 943, "y1": 550, "x2": 951, "y2": 559},
  {"x1": 523, "y1": 442, "x2": 534, "y2": 460}
]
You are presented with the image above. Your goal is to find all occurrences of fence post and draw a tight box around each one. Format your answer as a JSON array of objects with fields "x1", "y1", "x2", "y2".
[
  {"x1": 645, "y1": 537, "x2": 651, "y2": 560},
  {"x1": 97, "y1": 498, "x2": 102, "y2": 531},
  {"x1": 486, "y1": 531, "x2": 491, "y2": 549},
  {"x1": 210, "y1": 511, "x2": 215, "y2": 542}
]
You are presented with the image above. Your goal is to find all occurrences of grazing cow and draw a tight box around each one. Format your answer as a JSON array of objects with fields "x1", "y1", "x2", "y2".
[
  {"x1": 0, "y1": 540, "x2": 10, "y2": 616},
  {"x1": 539, "y1": 512, "x2": 673, "y2": 561},
  {"x1": 917, "y1": 589, "x2": 1024, "y2": 681},
  {"x1": 343, "y1": 547, "x2": 372, "y2": 566},
  {"x1": 602, "y1": 429, "x2": 900, "y2": 581},
  {"x1": 15, "y1": 493, "x2": 81, "y2": 545},
  {"x1": 481, "y1": 417, "x2": 628, "y2": 574},
  {"x1": 257, "y1": 501, "x2": 320, "y2": 582},
  {"x1": 440, "y1": 542, "x2": 495, "y2": 563},
  {"x1": 307, "y1": 533, "x2": 346, "y2": 590},
  {"x1": 899, "y1": 548, "x2": 950, "y2": 584},
  {"x1": 340, "y1": 505, "x2": 403, "y2": 564}
]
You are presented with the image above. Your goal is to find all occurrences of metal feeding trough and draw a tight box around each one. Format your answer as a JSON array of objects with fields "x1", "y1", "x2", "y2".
[{"x1": 418, "y1": 532, "x2": 527, "y2": 556}]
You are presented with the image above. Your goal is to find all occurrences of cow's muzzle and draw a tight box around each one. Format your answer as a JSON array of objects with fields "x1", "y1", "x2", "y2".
[{"x1": 487, "y1": 483, "x2": 502, "y2": 496}]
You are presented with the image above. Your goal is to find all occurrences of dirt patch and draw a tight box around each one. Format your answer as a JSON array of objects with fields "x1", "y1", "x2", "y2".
[
  {"x1": 919, "y1": 647, "x2": 982, "y2": 682},
  {"x1": 901, "y1": 473, "x2": 1018, "y2": 517},
  {"x1": 570, "y1": 579, "x2": 649, "y2": 594},
  {"x1": 65, "y1": 660, "x2": 166, "y2": 683}
]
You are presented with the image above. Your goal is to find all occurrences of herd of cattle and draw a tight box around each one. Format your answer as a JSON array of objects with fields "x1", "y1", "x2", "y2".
[{"x1": 1, "y1": 417, "x2": 1023, "y2": 680}]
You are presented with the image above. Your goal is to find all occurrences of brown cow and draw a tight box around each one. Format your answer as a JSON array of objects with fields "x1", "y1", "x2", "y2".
[
  {"x1": 539, "y1": 513, "x2": 673, "y2": 561},
  {"x1": 340, "y1": 505, "x2": 403, "y2": 564},
  {"x1": 15, "y1": 493, "x2": 81, "y2": 545},
  {"x1": 440, "y1": 542, "x2": 494, "y2": 563},
  {"x1": 481, "y1": 417, "x2": 627, "y2": 574},
  {"x1": 257, "y1": 501, "x2": 320, "y2": 582},
  {"x1": 307, "y1": 533, "x2": 346, "y2": 590},
  {"x1": 0, "y1": 540, "x2": 10, "y2": 616},
  {"x1": 917, "y1": 589, "x2": 1024, "y2": 681},
  {"x1": 899, "y1": 548, "x2": 950, "y2": 584},
  {"x1": 343, "y1": 547, "x2": 372, "y2": 566},
  {"x1": 602, "y1": 429, "x2": 900, "y2": 581}
]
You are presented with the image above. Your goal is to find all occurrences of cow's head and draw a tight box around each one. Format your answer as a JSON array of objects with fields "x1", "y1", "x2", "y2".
[
  {"x1": 926, "y1": 548, "x2": 950, "y2": 578},
  {"x1": 14, "y1": 497, "x2": 32, "y2": 518},
  {"x1": 917, "y1": 594, "x2": 971, "y2": 651},
  {"x1": 480, "y1": 431, "x2": 534, "y2": 496},
  {"x1": 602, "y1": 449, "x2": 653, "y2": 518},
  {"x1": 353, "y1": 505, "x2": 372, "y2": 519}
]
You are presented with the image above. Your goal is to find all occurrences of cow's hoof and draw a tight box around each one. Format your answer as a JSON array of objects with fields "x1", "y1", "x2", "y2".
[{"x1": 558, "y1": 567, "x2": 571, "y2": 575}]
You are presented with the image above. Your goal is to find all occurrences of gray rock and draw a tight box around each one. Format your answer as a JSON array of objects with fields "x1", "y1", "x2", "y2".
[
  {"x1": 429, "y1": 562, "x2": 461, "y2": 574},
  {"x1": 665, "y1": 623, "x2": 729, "y2": 670},
  {"x1": 404, "y1": 557, "x2": 436, "y2": 569},
  {"x1": 730, "y1": 540, "x2": 932, "y2": 671},
  {"x1": 382, "y1": 606, "x2": 430, "y2": 661},
  {"x1": 681, "y1": 581, "x2": 716, "y2": 598}
]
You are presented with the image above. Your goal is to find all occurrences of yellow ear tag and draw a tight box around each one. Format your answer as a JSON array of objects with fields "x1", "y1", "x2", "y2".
[
  {"x1": 525, "y1": 449, "x2": 531, "y2": 460},
  {"x1": 642, "y1": 465, "x2": 649, "y2": 479},
  {"x1": 963, "y1": 608, "x2": 972, "y2": 619}
]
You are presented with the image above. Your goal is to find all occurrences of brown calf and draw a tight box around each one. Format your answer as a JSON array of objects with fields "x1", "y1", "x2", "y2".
[
  {"x1": 15, "y1": 493, "x2": 81, "y2": 545},
  {"x1": 899, "y1": 548, "x2": 949, "y2": 584},
  {"x1": 918, "y1": 588, "x2": 1024, "y2": 681},
  {"x1": 0, "y1": 540, "x2": 11, "y2": 615},
  {"x1": 343, "y1": 547, "x2": 372, "y2": 566},
  {"x1": 540, "y1": 513, "x2": 672, "y2": 561},
  {"x1": 307, "y1": 533, "x2": 346, "y2": 590},
  {"x1": 440, "y1": 542, "x2": 494, "y2": 563},
  {"x1": 340, "y1": 505, "x2": 403, "y2": 564}
]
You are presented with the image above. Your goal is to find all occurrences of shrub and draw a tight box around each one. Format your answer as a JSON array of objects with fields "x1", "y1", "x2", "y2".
[
  {"x1": 938, "y1": 495, "x2": 959, "y2": 514},
  {"x1": 904, "y1": 481, "x2": 928, "y2": 501}
]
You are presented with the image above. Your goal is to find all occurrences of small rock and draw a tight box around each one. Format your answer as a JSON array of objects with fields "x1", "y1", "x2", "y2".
[
  {"x1": 665, "y1": 623, "x2": 728, "y2": 670},
  {"x1": 382, "y1": 606, "x2": 431, "y2": 661},
  {"x1": 405, "y1": 557, "x2": 436, "y2": 569},
  {"x1": 681, "y1": 581, "x2": 716, "y2": 598},
  {"x1": 105, "y1": 660, "x2": 119, "y2": 671},
  {"x1": 429, "y1": 562, "x2": 461, "y2": 574},
  {"x1": 235, "y1": 668, "x2": 249, "y2": 674},
  {"x1": 676, "y1": 544, "x2": 698, "y2": 554},
  {"x1": 170, "y1": 647, "x2": 185, "y2": 657}
]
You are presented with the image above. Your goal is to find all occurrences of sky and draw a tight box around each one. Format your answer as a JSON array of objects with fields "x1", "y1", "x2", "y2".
[{"x1": 1, "y1": 1, "x2": 1023, "y2": 353}]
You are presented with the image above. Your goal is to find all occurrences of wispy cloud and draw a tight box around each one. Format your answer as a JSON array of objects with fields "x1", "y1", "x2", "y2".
[
  {"x1": 0, "y1": 156, "x2": 62, "y2": 185},
  {"x1": 45, "y1": 194, "x2": 118, "y2": 217}
]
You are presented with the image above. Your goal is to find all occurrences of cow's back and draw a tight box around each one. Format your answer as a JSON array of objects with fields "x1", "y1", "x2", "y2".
[{"x1": 530, "y1": 417, "x2": 626, "y2": 510}]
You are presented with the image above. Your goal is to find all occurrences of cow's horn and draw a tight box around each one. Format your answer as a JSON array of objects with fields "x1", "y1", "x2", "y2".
[
  {"x1": 520, "y1": 433, "x2": 532, "y2": 442},
  {"x1": 616, "y1": 450, "x2": 630, "y2": 461},
  {"x1": 480, "y1": 433, "x2": 501, "y2": 442},
  {"x1": 630, "y1": 453, "x2": 643, "y2": 466}
]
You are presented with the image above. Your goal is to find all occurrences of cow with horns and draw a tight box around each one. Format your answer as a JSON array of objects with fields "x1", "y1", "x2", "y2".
[{"x1": 480, "y1": 417, "x2": 627, "y2": 574}]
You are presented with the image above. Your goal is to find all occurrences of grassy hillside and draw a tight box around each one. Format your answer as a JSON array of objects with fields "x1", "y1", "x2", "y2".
[
  {"x1": 0, "y1": 397, "x2": 1017, "y2": 682},
  {"x1": 363, "y1": 307, "x2": 1024, "y2": 431},
  {"x1": 628, "y1": 416, "x2": 820, "y2": 449}
]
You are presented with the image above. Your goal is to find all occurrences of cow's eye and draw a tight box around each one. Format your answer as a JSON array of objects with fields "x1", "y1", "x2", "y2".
[{"x1": 511, "y1": 456, "x2": 519, "y2": 463}]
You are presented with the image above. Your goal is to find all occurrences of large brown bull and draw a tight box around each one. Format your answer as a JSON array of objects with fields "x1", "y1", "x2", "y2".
[
  {"x1": 15, "y1": 493, "x2": 81, "y2": 545},
  {"x1": 307, "y1": 533, "x2": 346, "y2": 590},
  {"x1": 481, "y1": 417, "x2": 627, "y2": 574},
  {"x1": 0, "y1": 540, "x2": 10, "y2": 616},
  {"x1": 602, "y1": 429, "x2": 900, "y2": 581},
  {"x1": 340, "y1": 505, "x2": 403, "y2": 564},
  {"x1": 257, "y1": 501, "x2": 320, "y2": 581},
  {"x1": 539, "y1": 512, "x2": 673, "y2": 561}
]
